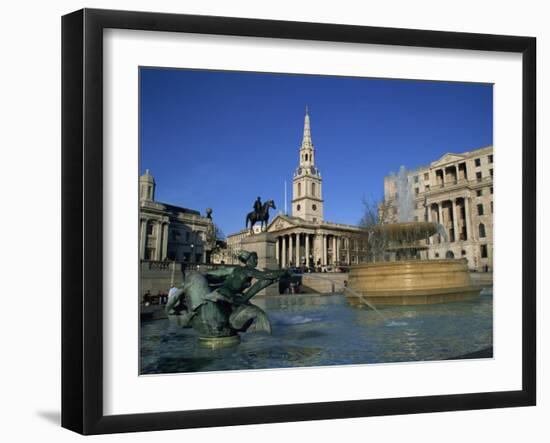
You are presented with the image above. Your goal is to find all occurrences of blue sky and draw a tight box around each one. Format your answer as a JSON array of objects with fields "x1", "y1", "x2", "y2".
[{"x1": 140, "y1": 68, "x2": 493, "y2": 236}]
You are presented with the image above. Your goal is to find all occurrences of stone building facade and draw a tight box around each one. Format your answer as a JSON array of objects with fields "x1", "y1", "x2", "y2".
[
  {"x1": 139, "y1": 170, "x2": 215, "y2": 263},
  {"x1": 215, "y1": 226, "x2": 262, "y2": 265},
  {"x1": 227, "y1": 108, "x2": 368, "y2": 268},
  {"x1": 383, "y1": 146, "x2": 494, "y2": 271}
]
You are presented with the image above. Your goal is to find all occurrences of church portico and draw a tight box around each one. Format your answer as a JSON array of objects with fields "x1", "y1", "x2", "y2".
[
  {"x1": 227, "y1": 107, "x2": 368, "y2": 270},
  {"x1": 267, "y1": 215, "x2": 365, "y2": 268}
]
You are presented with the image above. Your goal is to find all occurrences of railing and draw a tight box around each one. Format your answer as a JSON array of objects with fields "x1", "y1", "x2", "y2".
[
  {"x1": 423, "y1": 176, "x2": 492, "y2": 193},
  {"x1": 142, "y1": 260, "x2": 175, "y2": 270},
  {"x1": 141, "y1": 260, "x2": 238, "y2": 273},
  {"x1": 181, "y1": 262, "x2": 238, "y2": 272}
]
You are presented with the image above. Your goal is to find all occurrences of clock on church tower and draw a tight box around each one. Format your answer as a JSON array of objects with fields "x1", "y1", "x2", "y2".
[{"x1": 292, "y1": 107, "x2": 324, "y2": 223}]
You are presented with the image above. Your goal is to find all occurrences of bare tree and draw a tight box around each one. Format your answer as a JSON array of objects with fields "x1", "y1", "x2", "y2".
[
  {"x1": 206, "y1": 223, "x2": 226, "y2": 251},
  {"x1": 359, "y1": 196, "x2": 392, "y2": 263}
]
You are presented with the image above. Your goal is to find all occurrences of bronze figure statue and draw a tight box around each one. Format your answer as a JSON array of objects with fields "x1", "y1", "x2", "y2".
[
  {"x1": 245, "y1": 198, "x2": 276, "y2": 233},
  {"x1": 165, "y1": 250, "x2": 289, "y2": 346}
]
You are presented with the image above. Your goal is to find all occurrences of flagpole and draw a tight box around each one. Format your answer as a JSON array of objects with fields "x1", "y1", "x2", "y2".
[{"x1": 284, "y1": 180, "x2": 287, "y2": 215}]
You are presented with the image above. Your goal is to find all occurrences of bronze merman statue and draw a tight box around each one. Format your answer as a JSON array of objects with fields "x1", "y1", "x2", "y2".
[
  {"x1": 245, "y1": 198, "x2": 276, "y2": 233},
  {"x1": 165, "y1": 250, "x2": 289, "y2": 347}
]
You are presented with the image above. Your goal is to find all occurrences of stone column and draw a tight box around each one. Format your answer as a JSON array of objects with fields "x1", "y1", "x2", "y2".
[
  {"x1": 275, "y1": 237, "x2": 280, "y2": 264},
  {"x1": 162, "y1": 223, "x2": 169, "y2": 260},
  {"x1": 426, "y1": 203, "x2": 433, "y2": 245},
  {"x1": 295, "y1": 233, "x2": 301, "y2": 266},
  {"x1": 139, "y1": 219, "x2": 147, "y2": 260},
  {"x1": 464, "y1": 197, "x2": 472, "y2": 241},
  {"x1": 289, "y1": 234, "x2": 294, "y2": 266},
  {"x1": 155, "y1": 222, "x2": 163, "y2": 260},
  {"x1": 452, "y1": 199, "x2": 459, "y2": 243},
  {"x1": 332, "y1": 236, "x2": 337, "y2": 264},
  {"x1": 437, "y1": 203, "x2": 444, "y2": 244},
  {"x1": 323, "y1": 235, "x2": 328, "y2": 265},
  {"x1": 305, "y1": 233, "x2": 310, "y2": 267},
  {"x1": 282, "y1": 236, "x2": 287, "y2": 267},
  {"x1": 346, "y1": 237, "x2": 350, "y2": 264}
]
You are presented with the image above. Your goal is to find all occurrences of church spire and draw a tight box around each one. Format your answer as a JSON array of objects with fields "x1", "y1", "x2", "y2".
[
  {"x1": 292, "y1": 106, "x2": 323, "y2": 222},
  {"x1": 301, "y1": 105, "x2": 313, "y2": 150}
]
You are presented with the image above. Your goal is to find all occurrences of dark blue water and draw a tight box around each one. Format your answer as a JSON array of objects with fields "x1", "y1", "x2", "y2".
[{"x1": 140, "y1": 289, "x2": 493, "y2": 374}]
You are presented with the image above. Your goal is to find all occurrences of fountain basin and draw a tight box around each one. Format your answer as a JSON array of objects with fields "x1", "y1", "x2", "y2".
[{"x1": 348, "y1": 258, "x2": 482, "y2": 306}]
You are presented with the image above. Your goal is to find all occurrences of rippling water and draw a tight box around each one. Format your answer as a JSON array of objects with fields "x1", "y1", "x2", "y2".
[{"x1": 140, "y1": 289, "x2": 493, "y2": 374}]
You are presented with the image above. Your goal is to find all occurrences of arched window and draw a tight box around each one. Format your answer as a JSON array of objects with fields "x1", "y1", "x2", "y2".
[
  {"x1": 305, "y1": 154, "x2": 309, "y2": 162},
  {"x1": 312, "y1": 182, "x2": 316, "y2": 196},
  {"x1": 479, "y1": 223, "x2": 486, "y2": 238},
  {"x1": 446, "y1": 251, "x2": 455, "y2": 259},
  {"x1": 298, "y1": 182, "x2": 302, "y2": 196}
]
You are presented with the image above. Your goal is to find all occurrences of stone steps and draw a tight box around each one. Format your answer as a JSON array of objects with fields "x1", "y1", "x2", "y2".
[{"x1": 301, "y1": 273, "x2": 349, "y2": 294}]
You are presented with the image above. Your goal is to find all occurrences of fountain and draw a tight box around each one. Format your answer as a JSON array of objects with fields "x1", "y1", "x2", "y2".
[{"x1": 348, "y1": 167, "x2": 482, "y2": 306}]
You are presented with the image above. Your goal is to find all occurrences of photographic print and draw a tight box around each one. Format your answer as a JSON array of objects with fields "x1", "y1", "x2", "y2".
[{"x1": 138, "y1": 68, "x2": 494, "y2": 375}]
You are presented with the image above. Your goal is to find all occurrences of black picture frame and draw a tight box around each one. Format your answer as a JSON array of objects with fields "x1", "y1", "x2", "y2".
[{"x1": 62, "y1": 8, "x2": 536, "y2": 435}]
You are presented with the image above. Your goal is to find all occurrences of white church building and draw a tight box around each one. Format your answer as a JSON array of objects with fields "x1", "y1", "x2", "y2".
[{"x1": 227, "y1": 108, "x2": 368, "y2": 268}]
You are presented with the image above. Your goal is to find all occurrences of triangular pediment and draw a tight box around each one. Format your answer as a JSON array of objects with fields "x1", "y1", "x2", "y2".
[
  {"x1": 267, "y1": 214, "x2": 299, "y2": 232},
  {"x1": 431, "y1": 153, "x2": 466, "y2": 167}
]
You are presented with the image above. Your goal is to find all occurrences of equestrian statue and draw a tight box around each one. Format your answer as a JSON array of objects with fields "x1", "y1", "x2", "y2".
[{"x1": 245, "y1": 197, "x2": 276, "y2": 233}]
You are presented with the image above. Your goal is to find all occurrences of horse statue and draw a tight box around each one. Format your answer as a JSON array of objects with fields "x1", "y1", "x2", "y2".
[{"x1": 245, "y1": 199, "x2": 276, "y2": 233}]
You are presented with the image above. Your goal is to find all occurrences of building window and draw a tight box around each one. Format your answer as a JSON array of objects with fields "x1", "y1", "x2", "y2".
[
  {"x1": 479, "y1": 223, "x2": 486, "y2": 238},
  {"x1": 480, "y1": 244, "x2": 488, "y2": 258},
  {"x1": 425, "y1": 185, "x2": 430, "y2": 191},
  {"x1": 424, "y1": 173, "x2": 429, "y2": 181},
  {"x1": 146, "y1": 223, "x2": 154, "y2": 236},
  {"x1": 415, "y1": 188, "x2": 419, "y2": 195},
  {"x1": 305, "y1": 154, "x2": 308, "y2": 162},
  {"x1": 490, "y1": 186, "x2": 493, "y2": 194},
  {"x1": 298, "y1": 182, "x2": 302, "y2": 196},
  {"x1": 477, "y1": 204, "x2": 484, "y2": 215},
  {"x1": 491, "y1": 201, "x2": 493, "y2": 213},
  {"x1": 461, "y1": 250, "x2": 466, "y2": 256},
  {"x1": 476, "y1": 172, "x2": 482, "y2": 182},
  {"x1": 312, "y1": 182, "x2": 316, "y2": 196},
  {"x1": 435, "y1": 253, "x2": 440, "y2": 258},
  {"x1": 489, "y1": 168, "x2": 493, "y2": 177},
  {"x1": 414, "y1": 216, "x2": 419, "y2": 222},
  {"x1": 475, "y1": 158, "x2": 481, "y2": 167},
  {"x1": 312, "y1": 204, "x2": 317, "y2": 210},
  {"x1": 488, "y1": 154, "x2": 493, "y2": 163},
  {"x1": 296, "y1": 204, "x2": 301, "y2": 211},
  {"x1": 476, "y1": 189, "x2": 482, "y2": 197},
  {"x1": 414, "y1": 175, "x2": 419, "y2": 183}
]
